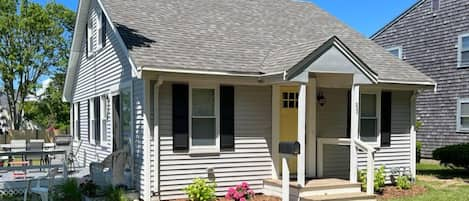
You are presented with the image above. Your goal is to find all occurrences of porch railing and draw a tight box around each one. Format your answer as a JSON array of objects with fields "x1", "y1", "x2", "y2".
[{"x1": 353, "y1": 139, "x2": 376, "y2": 195}]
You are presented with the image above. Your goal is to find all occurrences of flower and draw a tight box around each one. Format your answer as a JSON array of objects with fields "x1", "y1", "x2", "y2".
[{"x1": 225, "y1": 182, "x2": 255, "y2": 201}]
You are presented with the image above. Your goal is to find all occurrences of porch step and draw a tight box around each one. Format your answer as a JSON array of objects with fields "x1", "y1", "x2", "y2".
[
  {"x1": 301, "y1": 192, "x2": 376, "y2": 201},
  {"x1": 262, "y1": 178, "x2": 364, "y2": 200}
]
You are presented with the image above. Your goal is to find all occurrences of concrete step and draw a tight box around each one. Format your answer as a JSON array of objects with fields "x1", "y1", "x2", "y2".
[{"x1": 301, "y1": 192, "x2": 376, "y2": 201}]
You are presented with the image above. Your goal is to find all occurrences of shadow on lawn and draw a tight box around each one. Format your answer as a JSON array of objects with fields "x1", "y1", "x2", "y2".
[{"x1": 417, "y1": 164, "x2": 469, "y2": 180}]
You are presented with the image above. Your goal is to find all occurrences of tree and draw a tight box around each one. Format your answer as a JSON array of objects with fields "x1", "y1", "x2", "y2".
[{"x1": 0, "y1": 0, "x2": 75, "y2": 129}]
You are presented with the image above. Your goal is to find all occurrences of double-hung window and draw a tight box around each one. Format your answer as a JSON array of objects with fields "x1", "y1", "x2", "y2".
[
  {"x1": 387, "y1": 46, "x2": 402, "y2": 59},
  {"x1": 457, "y1": 98, "x2": 469, "y2": 132},
  {"x1": 97, "y1": 9, "x2": 106, "y2": 50},
  {"x1": 190, "y1": 85, "x2": 219, "y2": 152},
  {"x1": 360, "y1": 92, "x2": 381, "y2": 145},
  {"x1": 458, "y1": 34, "x2": 469, "y2": 68},
  {"x1": 86, "y1": 18, "x2": 94, "y2": 57}
]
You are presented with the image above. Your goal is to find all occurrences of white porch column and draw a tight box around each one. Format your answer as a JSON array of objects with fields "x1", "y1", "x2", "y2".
[
  {"x1": 306, "y1": 79, "x2": 317, "y2": 178},
  {"x1": 272, "y1": 85, "x2": 280, "y2": 179},
  {"x1": 297, "y1": 84, "x2": 307, "y2": 187},
  {"x1": 349, "y1": 84, "x2": 360, "y2": 182},
  {"x1": 143, "y1": 80, "x2": 152, "y2": 201}
]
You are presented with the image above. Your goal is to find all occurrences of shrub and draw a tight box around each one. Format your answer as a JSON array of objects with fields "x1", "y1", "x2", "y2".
[
  {"x1": 225, "y1": 182, "x2": 255, "y2": 201},
  {"x1": 416, "y1": 141, "x2": 422, "y2": 163},
  {"x1": 396, "y1": 176, "x2": 411, "y2": 190},
  {"x1": 433, "y1": 143, "x2": 469, "y2": 169},
  {"x1": 358, "y1": 166, "x2": 386, "y2": 192},
  {"x1": 79, "y1": 179, "x2": 99, "y2": 197},
  {"x1": 184, "y1": 178, "x2": 216, "y2": 201},
  {"x1": 52, "y1": 178, "x2": 82, "y2": 201},
  {"x1": 105, "y1": 186, "x2": 128, "y2": 201}
]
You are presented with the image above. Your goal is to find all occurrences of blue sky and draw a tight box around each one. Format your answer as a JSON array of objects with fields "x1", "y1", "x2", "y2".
[{"x1": 36, "y1": 0, "x2": 417, "y2": 37}]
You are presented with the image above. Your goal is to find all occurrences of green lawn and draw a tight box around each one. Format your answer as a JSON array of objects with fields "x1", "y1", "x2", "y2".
[{"x1": 385, "y1": 162, "x2": 469, "y2": 201}]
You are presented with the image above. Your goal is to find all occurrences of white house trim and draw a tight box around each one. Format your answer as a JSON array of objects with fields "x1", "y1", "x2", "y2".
[
  {"x1": 297, "y1": 84, "x2": 307, "y2": 187},
  {"x1": 386, "y1": 46, "x2": 403, "y2": 59},
  {"x1": 271, "y1": 85, "x2": 280, "y2": 179},
  {"x1": 457, "y1": 33, "x2": 469, "y2": 68},
  {"x1": 349, "y1": 84, "x2": 360, "y2": 182}
]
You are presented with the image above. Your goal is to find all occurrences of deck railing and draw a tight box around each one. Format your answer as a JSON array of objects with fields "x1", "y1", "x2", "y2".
[{"x1": 353, "y1": 139, "x2": 376, "y2": 195}]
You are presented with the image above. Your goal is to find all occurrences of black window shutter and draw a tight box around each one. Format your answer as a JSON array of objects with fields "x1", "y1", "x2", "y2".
[
  {"x1": 381, "y1": 92, "x2": 392, "y2": 147},
  {"x1": 346, "y1": 90, "x2": 351, "y2": 138},
  {"x1": 77, "y1": 103, "x2": 81, "y2": 140},
  {"x1": 220, "y1": 86, "x2": 235, "y2": 150},
  {"x1": 85, "y1": 23, "x2": 88, "y2": 56},
  {"x1": 101, "y1": 12, "x2": 107, "y2": 47},
  {"x1": 172, "y1": 84, "x2": 189, "y2": 151}
]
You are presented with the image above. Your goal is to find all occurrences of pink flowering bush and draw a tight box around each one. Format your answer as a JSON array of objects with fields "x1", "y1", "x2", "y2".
[{"x1": 225, "y1": 182, "x2": 255, "y2": 201}]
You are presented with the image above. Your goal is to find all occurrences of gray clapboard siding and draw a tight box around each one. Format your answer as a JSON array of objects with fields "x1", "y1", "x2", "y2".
[
  {"x1": 71, "y1": 0, "x2": 132, "y2": 167},
  {"x1": 372, "y1": 0, "x2": 469, "y2": 158},
  {"x1": 323, "y1": 144, "x2": 350, "y2": 179},
  {"x1": 158, "y1": 83, "x2": 272, "y2": 200}
]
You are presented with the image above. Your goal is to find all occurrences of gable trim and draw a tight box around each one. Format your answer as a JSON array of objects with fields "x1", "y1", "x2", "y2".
[
  {"x1": 370, "y1": 0, "x2": 425, "y2": 39},
  {"x1": 63, "y1": 0, "x2": 139, "y2": 102},
  {"x1": 285, "y1": 36, "x2": 378, "y2": 83}
]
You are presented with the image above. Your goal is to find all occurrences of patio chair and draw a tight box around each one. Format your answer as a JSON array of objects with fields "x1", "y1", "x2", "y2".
[
  {"x1": 11, "y1": 139, "x2": 27, "y2": 160},
  {"x1": 27, "y1": 140, "x2": 44, "y2": 168},
  {"x1": 29, "y1": 167, "x2": 59, "y2": 201}
]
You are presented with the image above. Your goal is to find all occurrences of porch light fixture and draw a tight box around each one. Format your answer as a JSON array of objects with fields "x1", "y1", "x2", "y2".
[{"x1": 317, "y1": 91, "x2": 326, "y2": 106}]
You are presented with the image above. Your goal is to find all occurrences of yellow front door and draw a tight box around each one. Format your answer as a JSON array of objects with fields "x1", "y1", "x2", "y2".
[{"x1": 279, "y1": 86, "x2": 299, "y2": 175}]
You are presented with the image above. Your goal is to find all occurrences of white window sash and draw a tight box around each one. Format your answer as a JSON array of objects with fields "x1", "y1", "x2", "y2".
[
  {"x1": 73, "y1": 104, "x2": 79, "y2": 141},
  {"x1": 386, "y1": 46, "x2": 402, "y2": 59},
  {"x1": 100, "y1": 95, "x2": 107, "y2": 143},
  {"x1": 89, "y1": 99, "x2": 96, "y2": 145},
  {"x1": 456, "y1": 98, "x2": 469, "y2": 132},
  {"x1": 457, "y1": 34, "x2": 469, "y2": 68},
  {"x1": 189, "y1": 84, "x2": 220, "y2": 153},
  {"x1": 87, "y1": 18, "x2": 93, "y2": 56},
  {"x1": 97, "y1": 9, "x2": 103, "y2": 50},
  {"x1": 359, "y1": 90, "x2": 381, "y2": 147}
]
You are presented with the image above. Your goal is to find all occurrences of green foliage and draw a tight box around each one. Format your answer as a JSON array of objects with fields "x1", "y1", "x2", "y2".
[
  {"x1": 183, "y1": 178, "x2": 217, "y2": 201},
  {"x1": 105, "y1": 186, "x2": 128, "y2": 201},
  {"x1": 0, "y1": 0, "x2": 75, "y2": 129},
  {"x1": 52, "y1": 178, "x2": 82, "y2": 201},
  {"x1": 416, "y1": 141, "x2": 422, "y2": 163},
  {"x1": 79, "y1": 179, "x2": 98, "y2": 197},
  {"x1": 433, "y1": 143, "x2": 469, "y2": 169},
  {"x1": 24, "y1": 75, "x2": 70, "y2": 130},
  {"x1": 396, "y1": 175, "x2": 411, "y2": 190},
  {"x1": 358, "y1": 166, "x2": 386, "y2": 192}
]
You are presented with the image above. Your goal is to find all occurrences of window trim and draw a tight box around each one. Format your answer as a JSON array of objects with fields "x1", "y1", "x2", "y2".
[
  {"x1": 457, "y1": 33, "x2": 469, "y2": 68},
  {"x1": 359, "y1": 89, "x2": 382, "y2": 147},
  {"x1": 100, "y1": 95, "x2": 107, "y2": 143},
  {"x1": 86, "y1": 18, "x2": 94, "y2": 57},
  {"x1": 431, "y1": 0, "x2": 440, "y2": 12},
  {"x1": 387, "y1": 46, "x2": 403, "y2": 59},
  {"x1": 188, "y1": 83, "x2": 220, "y2": 154},
  {"x1": 456, "y1": 98, "x2": 469, "y2": 132},
  {"x1": 73, "y1": 103, "x2": 80, "y2": 141},
  {"x1": 96, "y1": 9, "x2": 104, "y2": 50}
]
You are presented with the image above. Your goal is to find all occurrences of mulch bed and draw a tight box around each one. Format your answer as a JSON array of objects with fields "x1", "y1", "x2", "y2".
[
  {"x1": 377, "y1": 185, "x2": 426, "y2": 200},
  {"x1": 171, "y1": 194, "x2": 281, "y2": 201}
]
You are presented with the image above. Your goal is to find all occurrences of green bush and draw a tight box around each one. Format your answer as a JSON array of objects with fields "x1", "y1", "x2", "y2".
[
  {"x1": 433, "y1": 143, "x2": 469, "y2": 169},
  {"x1": 396, "y1": 176, "x2": 411, "y2": 190},
  {"x1": 184, "y1": 178, "x2": 216, "y2": 201},
  {"x1": 358, "y1": 166, "x2": 386, "y2": 192},
  {"x1": 416, "y1": 141, "x2": 422, "y2": 163},
  {"x1": 105, "y1": 186, "x2": 128, "y2": 201},
  {"x1": 52, "y1": 178, "x2": 82, "y2": 201}
]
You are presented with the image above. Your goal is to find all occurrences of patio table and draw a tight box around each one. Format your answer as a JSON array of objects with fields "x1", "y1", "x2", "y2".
[{"x1": 0, "y1": 143, "x2": 55, "y2": 151}]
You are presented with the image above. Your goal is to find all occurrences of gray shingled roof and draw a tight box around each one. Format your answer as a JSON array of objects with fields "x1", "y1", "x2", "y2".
[{"x1": 101, "y1": 0, "x2": 434, "y2": 84}]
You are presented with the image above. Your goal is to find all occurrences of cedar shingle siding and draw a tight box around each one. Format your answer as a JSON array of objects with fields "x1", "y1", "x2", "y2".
[{"x1": 373, "y1": 0, "x2": 469, "y2": 158}]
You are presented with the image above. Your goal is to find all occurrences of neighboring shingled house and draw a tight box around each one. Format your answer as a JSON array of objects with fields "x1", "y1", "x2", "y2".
[
  {"x1": 372, "y1": 0, "x2": 469, "y2": 158},
  {"x1": 64, "y1": 0, "x2": 434, "y2": 200}
]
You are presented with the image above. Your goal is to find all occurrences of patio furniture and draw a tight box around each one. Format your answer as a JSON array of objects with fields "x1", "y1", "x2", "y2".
[
  {"x1": 29, "y1": 167, "x2": 59, "y2": 201},
  {"x1": 54, "y1": 135, "x2": 72, "y2": 146},
  {"x1": 9, "y1": 161, "x2": 30, "y2": 179},
  {"x1": 11, "y1": 140, "x2": 27, "y2": 159},
  {"x1": 27, "y1": 140, "x2": 44, "y2": 168}
]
